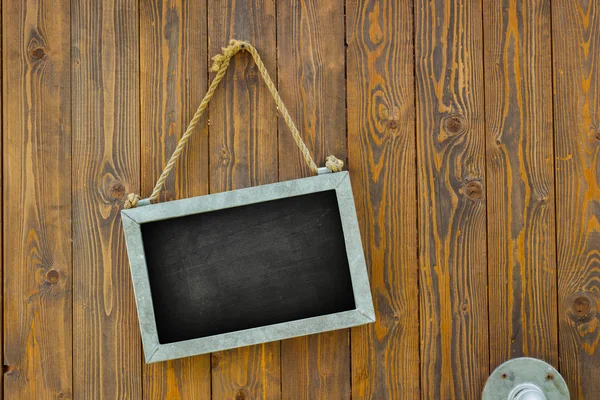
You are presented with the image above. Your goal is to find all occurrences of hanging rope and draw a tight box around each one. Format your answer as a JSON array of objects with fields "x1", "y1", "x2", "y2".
[{"x1": 125, "y1": 39, "x2": 343, "y2": 209}]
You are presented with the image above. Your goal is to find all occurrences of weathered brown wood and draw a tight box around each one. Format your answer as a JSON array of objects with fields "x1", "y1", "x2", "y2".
[
  {"x1": 552, "y1": 0, "x2": 600, "y2": 397},
  {"x1": 71, "y1": 1, "x2": 141, "y2": 398},
  {"x1": 140, "y1": 0, "x2": 211, "y2": 397},
  {"x1": 0, "y1": 5, "x2": 3, "y2": 399},
  {"x1": 276, "y1": 0, "x2": 346, "y2": 178},
  {"x1": 281, "y1": 333, "x2": 349, "y2": 400},
  {"x1": 346, "y1": 0, "x2": 420, "y2": 398},
  {"x1": 414, "y1": 0, "x2": 489, "y2": 397},
  {"x1": 144, "y1": 358, "x2": 210, "y2": 399},
  {"x1": 3, "y1": 0, "x2": 600, "y2": 396},
  {"x1": 277, "y1": 1, "x2": 350, "y2": 399},
  {"x1": 207, "y1": 1, "x2": 281, "y2": 398},
  {"x1": 482, "y1": 0, "x2": 558, "y2": 369},
  {"x1": 2, "y1": 0, "x2": 72, "y2": 398}
]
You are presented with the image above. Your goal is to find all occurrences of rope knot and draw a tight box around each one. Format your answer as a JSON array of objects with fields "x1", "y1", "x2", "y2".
[
  {"x1": 124, "y1": 193, "x2": 140, "y2": 209},
  {"x1": 325, "y1": 155, "x2": 344, "y2": 172},
  {"x1": 211, "y1": 39, "x2": 249, "y2": 72}
]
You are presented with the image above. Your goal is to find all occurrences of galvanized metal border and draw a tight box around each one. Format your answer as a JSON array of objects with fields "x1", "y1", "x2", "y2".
[
  {"x1": 121, "y1": 171, "x2": 375, "y2": 363},
  {"x1": 482, "y1": 357, "x2": 569, "y2": 399}
]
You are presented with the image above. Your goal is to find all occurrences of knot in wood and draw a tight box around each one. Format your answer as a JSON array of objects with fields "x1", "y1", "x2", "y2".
[
  {"x1": 572, "y1": 295, "x2": 592, "y2": 320},
  {"x1": 245, "y1": 66, "x2": 259, "y2": 84},
  {"x1": 31, "y1": 47, "x2": 46, "y2": 60},
  {"x1": 595, "y1": 130, "x2": 600, "y2": 141},
  {"x1": 442, "y1": 113, "x2": 467, "y2": 135},
  {"x1": 219, "y1": 147, "x2": 231, "y2": 164},
  {"x1": 386, "y1": 119, "x2": 399, "y2": 130},
  {"x1": 109, "y1": 181, "x2": 126, "y2": 199},
  {"x1": 46, "y1": 269, "x2": 60, "y2": 284},
  {"x1": 464, "y1": 181, "x2": 484, "y2": 200},
  {"x1": 235, "y1": 389, "x2": 248, "y2": 400},
  {"x1": 211, "y1": 353, "x2": 221, "y2": 368}
]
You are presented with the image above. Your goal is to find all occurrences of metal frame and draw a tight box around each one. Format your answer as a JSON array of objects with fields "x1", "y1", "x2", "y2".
[
  {"x1": 482, "y1": 357, "x2": 569, "y2": 399},
  {"x1": 122, "y1": 171, "x2": 375, "y2": 363}
]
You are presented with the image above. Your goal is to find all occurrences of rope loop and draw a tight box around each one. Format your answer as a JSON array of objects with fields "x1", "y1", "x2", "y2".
[{"x1": 125, "y1": 39, "x2": 342, "y2": 208}]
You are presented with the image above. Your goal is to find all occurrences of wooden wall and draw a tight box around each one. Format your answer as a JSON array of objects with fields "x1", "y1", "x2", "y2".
[{"x1": 2, "y1": 0, "x2": 599, "y2": 398}]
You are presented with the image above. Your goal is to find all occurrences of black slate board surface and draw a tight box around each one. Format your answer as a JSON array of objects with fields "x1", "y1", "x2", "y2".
[{"x1": 141, "y1": 189, "x2": 356, "y2": 344}]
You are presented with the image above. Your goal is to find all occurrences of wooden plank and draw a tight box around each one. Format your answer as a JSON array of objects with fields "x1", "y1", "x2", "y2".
[
  {"x1": 551, "y1": 0, "x2": 600, "y2": 397},
  {"x1": 414, "y1": 0, "x2": 489, "y2": 398},
  {"x1": 139, "y1": 0, "x2": 211, "y2": 397},
  {"x1": 482, "y1": 0, "x2": 558, "y2": 369},
  {"x1": 207, "y1": 1, "x2": 281, "y2": 398},
  {"x1": 71, "y1": 1, "x2": 141, "y2": 398},
  {"x1": 0, "y1": 5, "x2": 3, "y2": 399},
  {"x1": 2, "y1": 0, "x2": 72, "y2": 398},
  {"x1": 346, "y1": 0, "x2": 420, "y2": 398},
  {"x1": 277, "y1": 0, "x2": 350, "y2": 398}
]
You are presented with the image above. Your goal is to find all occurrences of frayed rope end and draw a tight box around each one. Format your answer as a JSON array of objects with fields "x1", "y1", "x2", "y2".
[{"x1": 211, "y1": 39, "x2": 249, "y2": 72}]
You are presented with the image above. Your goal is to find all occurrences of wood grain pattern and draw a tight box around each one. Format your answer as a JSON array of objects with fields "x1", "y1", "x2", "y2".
[
  {"x1": 140, "y1": 0, "x2": 211, "y2": 397},
  {"x1": 414, "y1": 0, "x2": 489, "y2": 397},
  {"x1": 0, "y1": 5, "x2": 3, "y2": 399},
  {"x1": 207, "y1": 0, "x2": 281, "y2": 398},
  {"x1": 346, "y1": 0, "x2": 420, "y2": 398},
  {"x1": 482, "y1": 0, "x2": 558, "y2": 369},
  {"x1": 4, "y1": 0, "x2": 600, "y2": 397},
  {"x1": 144, "y1": 358, "x2": 210, "y2": 400},
  {"x1": 281, "y1": 333, "x2": 349, "y2": 400},
  {"x1": 71, "y1": 1, "x2": 141, "y2": 398},
  {"x1": 277, "y1": 0, "x2": 350, "y2": 399},
  {"x1": 2, "y1": 0, "x2": 72, "y2": 398},
  {"x1": 277, "y1": 0, "x2": 346, "y2": 178},
  {"x1": 552, "y1": 0, "x2": 600, "y2": 397}
]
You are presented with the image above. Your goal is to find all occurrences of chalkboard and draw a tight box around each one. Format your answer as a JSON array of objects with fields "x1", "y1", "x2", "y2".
[
  {"x1": 123, "y1": 172, "x2": 374, "y2": 362},
  {"x1": 141, "y1": 189, "x2": 356, "y2": 344}
]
